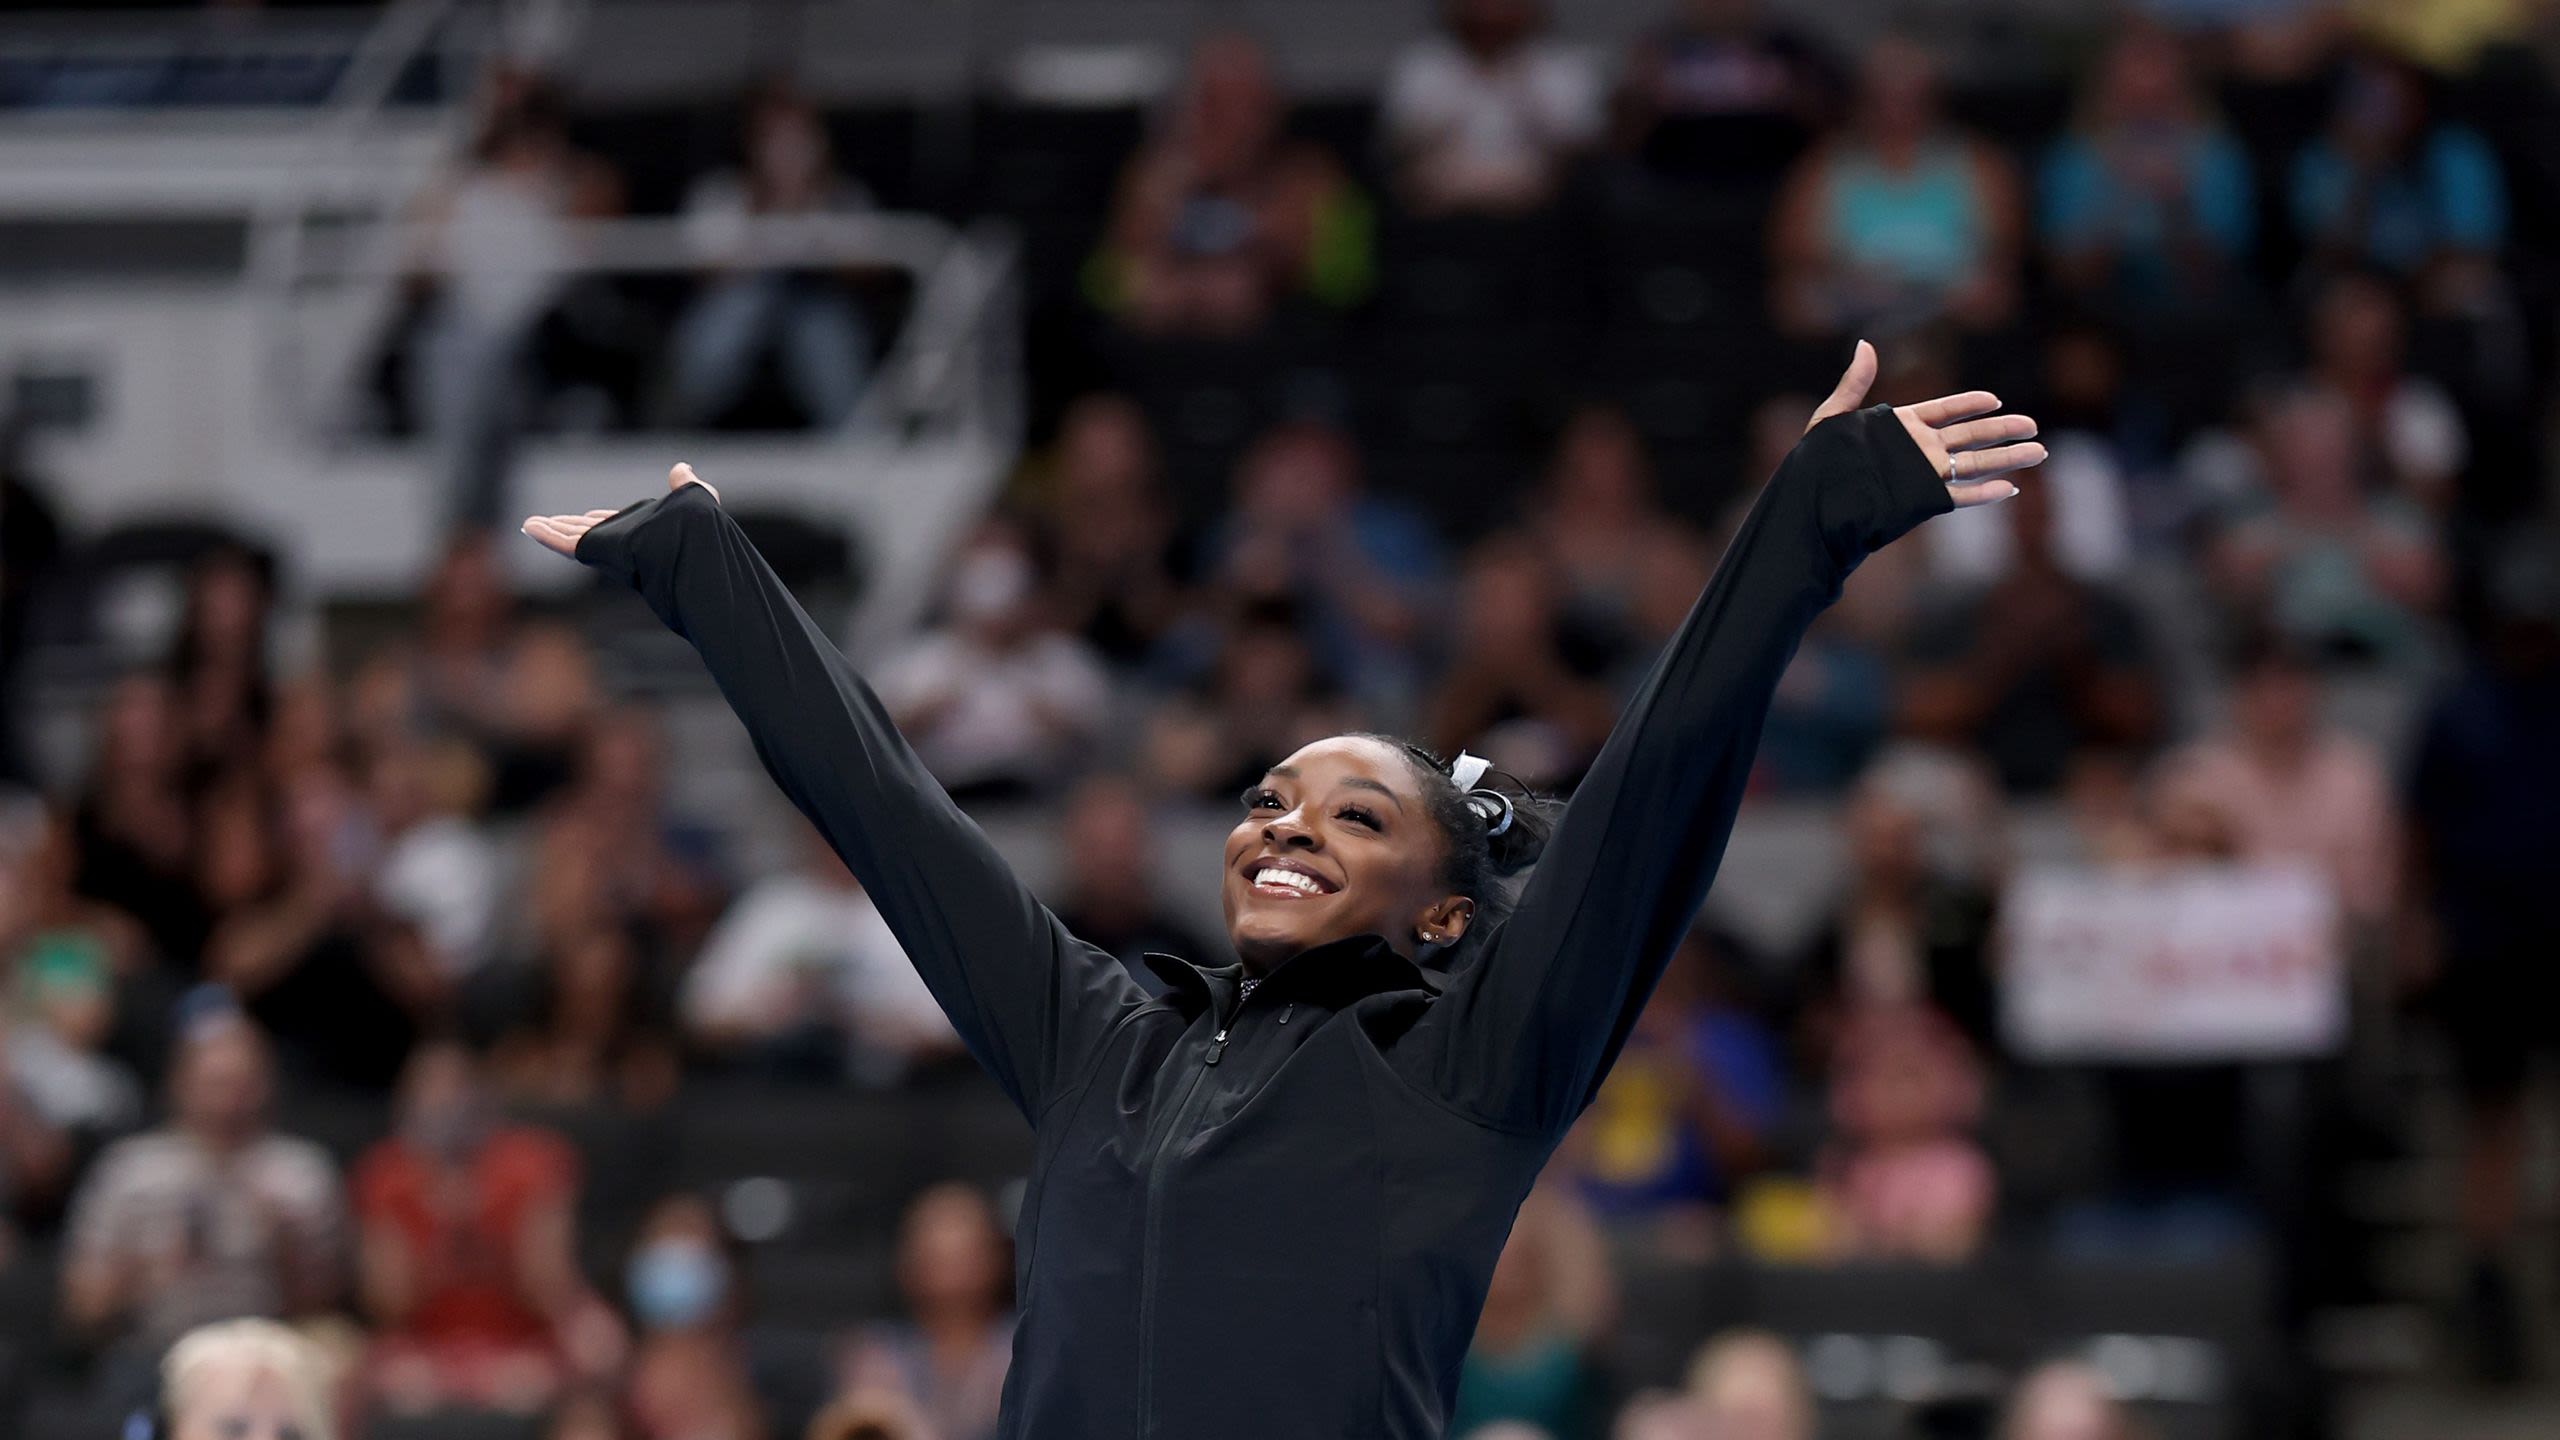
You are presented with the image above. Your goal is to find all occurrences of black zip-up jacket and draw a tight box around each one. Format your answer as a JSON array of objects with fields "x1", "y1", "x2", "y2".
[{"x1": 576, "y1": 404, "x2": 1952, "y2": 1439}]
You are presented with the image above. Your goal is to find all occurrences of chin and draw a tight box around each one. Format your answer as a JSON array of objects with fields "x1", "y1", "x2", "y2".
[{"x1": 1228, "y1": 906, "x2": 1323, "y2": 961}]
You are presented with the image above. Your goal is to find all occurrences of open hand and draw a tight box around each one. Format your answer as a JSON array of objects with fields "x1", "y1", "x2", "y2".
[
  {"x1": 521, "y1": 463, "x2": 720, "y2": 558},
  {"x1": 1807, "y1": 340, "x2": 2045, "y2": 508}
]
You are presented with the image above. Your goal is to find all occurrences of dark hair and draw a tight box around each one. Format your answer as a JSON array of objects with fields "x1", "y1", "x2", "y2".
[{"x1": 1353, "y1": 734, "x2": 1558, "y2": 922}]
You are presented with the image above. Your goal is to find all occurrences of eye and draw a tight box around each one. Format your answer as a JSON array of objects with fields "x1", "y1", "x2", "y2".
[
  {"x1": 1242, "y1": 787, "x2": 1285, "y2": 812},
  {"x1": 1335, "y1": 805, "x2": 1381, "y2": 831}
]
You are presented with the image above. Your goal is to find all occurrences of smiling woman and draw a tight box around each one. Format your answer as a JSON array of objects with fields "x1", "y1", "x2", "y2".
[
  {"x1": 520, "y1": 340, "x2": 2041, "y2": 1440},
  {"x1": 1226, "y1": 735, "x2": 1557, "y2": 970}
]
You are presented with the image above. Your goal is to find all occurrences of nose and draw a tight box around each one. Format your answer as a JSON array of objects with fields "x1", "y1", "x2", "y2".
[{"x1": 1262, "y1": 809, "x2": 1318, "y2": 849}]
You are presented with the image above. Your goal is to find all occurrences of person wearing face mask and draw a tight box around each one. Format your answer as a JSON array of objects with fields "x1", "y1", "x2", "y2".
[
  {"x1": 668, "y1": 79, "x2": 875, "y2": 431},
  {"x1": 623, "y1": 1194, "x2": 766, "y2": 1440},
  {"x1": 875, "y1": 524, "x2": 1113, "y2": 803},
  {"x1": 151, "y1": 1317, "x2": 338, "y2": 1440},
  {"x1": 351, "y1": 1040, "x2": 613, "y2": 1417},
  {"x1": 519, "y1": 340, "x2": 2043, "y2": 1440}
]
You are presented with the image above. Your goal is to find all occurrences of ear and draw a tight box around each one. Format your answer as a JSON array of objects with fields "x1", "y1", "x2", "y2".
[{"x1": 1414, "y1": 895, "x2": 1476, "y2": 951}]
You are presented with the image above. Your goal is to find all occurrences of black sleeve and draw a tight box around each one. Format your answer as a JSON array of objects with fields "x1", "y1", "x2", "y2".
[
  {"x1": 1400, "y1": 405, "x2": 1952, "y2": 1135},
  {"x1": 576, "y1": 483, "x2": 1146, "y2": 1120}
]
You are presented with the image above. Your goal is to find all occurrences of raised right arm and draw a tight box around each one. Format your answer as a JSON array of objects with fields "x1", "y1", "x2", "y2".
[{"x1": 567, "y1": 478, "x2": 1144, "y2": 1118}]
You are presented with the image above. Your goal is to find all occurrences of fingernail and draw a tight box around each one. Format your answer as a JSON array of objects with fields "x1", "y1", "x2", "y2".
[{"x1": 1996, "y1": 482, "x2": 2021, "y2": 502}]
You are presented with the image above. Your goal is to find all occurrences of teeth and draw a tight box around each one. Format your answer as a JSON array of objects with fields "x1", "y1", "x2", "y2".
[{"x1": 1253, "y1": 868, "x2": 1322, "y2": 895}]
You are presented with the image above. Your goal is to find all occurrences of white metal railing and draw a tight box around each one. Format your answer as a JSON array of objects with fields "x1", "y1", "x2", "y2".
[{"x1": 266, "y1": 209, "x2": 1020, "y2": 451}]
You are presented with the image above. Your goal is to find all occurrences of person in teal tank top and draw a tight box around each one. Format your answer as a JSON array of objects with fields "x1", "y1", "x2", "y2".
[{"x1": 1774, "y1": 35, "x2": 2022, "y2": 339}]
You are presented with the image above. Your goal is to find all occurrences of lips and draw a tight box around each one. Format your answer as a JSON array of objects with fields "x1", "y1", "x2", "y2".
[{"x1": 1242, "y1": 857, "x2": 1338, "y2": 900}]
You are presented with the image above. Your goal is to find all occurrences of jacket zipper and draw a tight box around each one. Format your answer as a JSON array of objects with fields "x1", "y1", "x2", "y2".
[{"x1": 1135, "y1": 984, "x2": 1251, "y2": 1436}]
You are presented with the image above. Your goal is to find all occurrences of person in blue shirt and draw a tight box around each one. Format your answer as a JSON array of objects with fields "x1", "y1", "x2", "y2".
[
  {"x1": 2041, "y1": 21, "x2": 2256, "y2": 320},
  {"x1": 2291, "y1": 52, "x2": 2506, "y2": 287}
]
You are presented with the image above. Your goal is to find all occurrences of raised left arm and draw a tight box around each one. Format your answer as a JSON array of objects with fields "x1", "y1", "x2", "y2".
[{"x1": 1410, "y1": 344, "x2": 2041, "y2": 1136}]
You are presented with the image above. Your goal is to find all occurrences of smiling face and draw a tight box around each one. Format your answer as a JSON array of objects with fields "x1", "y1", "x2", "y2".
[{"x1": 1221, "y1": 736, "x2": 1472, "y2": 970}]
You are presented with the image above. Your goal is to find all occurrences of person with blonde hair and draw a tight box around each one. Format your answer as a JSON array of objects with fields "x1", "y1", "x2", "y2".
[
  {"x1": 1685, "y1": 1329, "x2": 1813, "y2": 1440},
  {"x1": 156, "y1": 1317, "x2": 337, "y2": 1440}
]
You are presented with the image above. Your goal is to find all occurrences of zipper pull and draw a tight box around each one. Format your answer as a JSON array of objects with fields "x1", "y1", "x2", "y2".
[
  {"x1": 1205, "y1": 1027, "x2": 1230, "y2": 1066},
  {"x1": 1278, "y1": 1003, "x2": 1295, "y2": 1026}
]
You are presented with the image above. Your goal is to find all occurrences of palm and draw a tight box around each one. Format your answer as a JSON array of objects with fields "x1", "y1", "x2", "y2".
[
  {"x1": 1805, "y1": 340, "x2": 2044, "y2": 508},
  {"x1": 522, "y1": 464, "x2": 720, "y2": 557}
]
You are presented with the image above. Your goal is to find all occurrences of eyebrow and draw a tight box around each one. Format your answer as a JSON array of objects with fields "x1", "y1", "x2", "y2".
[{"x1": 1266, "y1": 765, "x2": 1407, "y2": 813}]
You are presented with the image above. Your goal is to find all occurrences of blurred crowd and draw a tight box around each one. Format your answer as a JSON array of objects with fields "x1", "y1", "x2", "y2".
[{"x1": 5, "y1": 0, "x2": 2560, "y2": 1437}]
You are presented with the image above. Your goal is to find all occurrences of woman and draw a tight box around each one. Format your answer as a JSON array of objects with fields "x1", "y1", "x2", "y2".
[
  {"x1": 1770, "y1": 37, "x2": 2021, "y2": 339},
  {"x1": 523, "y1": 340, "x2": 2040, "y2": 1439},
  {"x1": 837, "y1": 1183, "x2": 1016, "y2": 1440}
]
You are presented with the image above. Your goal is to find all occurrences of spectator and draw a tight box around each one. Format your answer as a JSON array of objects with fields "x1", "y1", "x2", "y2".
[
  {"x1": 354, "y1": 531, "x2": 599, "y2": 817},
  {"x1": 354, "y1": 1041, "x2": 606, "y2": 1417},
  {"x1": 2153, "y1": 630, "x2": 2399, "y2": 923},
  {"x1": 2299, "y1": 268, "x2": 2467, "y2": 509},
  {"x1": 1818, "y1": 1004, "x2": 1995, "y2": 1262},
  {"x1": 156, "y1": 1317, "x2": 341, "y2": 1440},
  {"x1": 669, "y1": 80, "x2": 875, "y2": 431},
  {"x1": 1900, "y1": 473, "x2": 2165, "y2": 794},
  {"x1": 1048, "y1": 775, "x2": 1216, "y2": 994},
  {"x1": 1771, "y1": 35, "x2": 2023, "y2": 339},
  {"x1": 1383, "y1": 0, "x2": 1604, "y2": 216},
  {"x1": 837, "y1": 1183, "x2": 1015, "y2": 1440},
  {"x1": 535, "y1": 712, "x2": 731, "y2": 964},
  {"x1": 0, "y1": 811, "x2": 146, "y2": 1168},
  {"x1": 1091, "y1": 34, "x2": 1372, "y2": 336},
  {"x1": 2040, "y1": 21, "x2": 2256, "y2": 321},
  {"x1": 1030, "y1": 395, "x2": 1190, "y2": 668},
  {"x1": 168, "y1": 544, "x2": 284, "y2": 779},
  {"x1": 1449, "y1": 1182, "x2": 1615, "y2": 1440},
  {"x1": 1999, "y1": 1359, "x2": 2135, "y2": 1440},
  {"x1": 403, "y1": 69, "x2": 627, "y2": 528},
  {"x1": 877, "y1": 524, "x2": 1114, "y2": 802},
  {"x1": 623, "y1": 1193, "x2": 766, "y2": 1440},
  {"x1": 2407, "y1": 536, "x2": 2560, "y2": 1383},
  {"x1": 1796, "y1": 767, "x2": 1999, "y2": 1058},
  {"x1": 2208, "y1": 386, "x2": 2442, "y2": 664},
  {"x1": 1683, "y1": 1329, "x2": 1813, "y2": 1440},
  {"x1": 679, "y1": 820, "x2": 956, "y2": 1086},
  {"x1": 491, "y1": 923, "x2": 679, "y2": 1113},
  {"x1": 2290, "y1": 50, "x2": 2505, "y2": 303},
  {"x1": 62, "y1": 1009, "x2": 345, "y2": 1376},
  {"x1": 1613, "y1": 0, "x2": 1836, "y2": 189},
  {"x1": 1520, "y1": 405, "x2": 1712, "y2": 677},
  {"x1": 1198, "y1": 420, "x2": 1445, "y2": 716},
  {"x1": 1563, "y1": 930, "x2": 1784, "y2": 1256},
  {"x1": 367, "y1": 735, "x2": 504, "y2": 981},
  {"x1": 203, "y1": 765, "x2": 437, "y2": 1092},
  {"x1": 1423, "y1": 536, "x2": 1620, "y2": 790},
  {"x1": 72, "y1": 674, "x2": 211, "y2": 968},
  {"x1": 1142, "y1": 599, "x2": 1360, "y2": 802}
]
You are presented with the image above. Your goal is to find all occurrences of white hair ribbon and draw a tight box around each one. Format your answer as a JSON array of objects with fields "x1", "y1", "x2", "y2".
[{"x1": 1449, "y1": 750, "x2": 1492, "y2": 792}]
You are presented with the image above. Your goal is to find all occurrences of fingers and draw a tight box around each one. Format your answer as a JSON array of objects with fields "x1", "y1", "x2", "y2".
[
  {"x1": 1947, "y1": 479, "x2": 2024, "y2": 509},
  {"x1": 1946, "y1": 441, "x2": 2047, "y2": 484},
  {"x1": 1935, "y1": 413, "x2": 2038, "y2": 454},
  {"x1": 1906, "y1": 391, "x2": 2002, "y2": 427},
  {"x1": 1806, "y1": 339, "x2": 1878, "y2": 431},
  {"x1": 519, "y1": 517, "x2": 582, "y2": 557}
]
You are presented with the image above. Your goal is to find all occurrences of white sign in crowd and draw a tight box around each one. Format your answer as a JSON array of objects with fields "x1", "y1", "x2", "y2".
[{"x1": 2000, "y1": 861, "x2": 2347, "y2": 1063}]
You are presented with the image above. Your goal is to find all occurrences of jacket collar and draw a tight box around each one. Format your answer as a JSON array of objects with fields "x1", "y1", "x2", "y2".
[{"x1": 1142, "y1": 933, "x2": 1448, "y2": 1018}]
